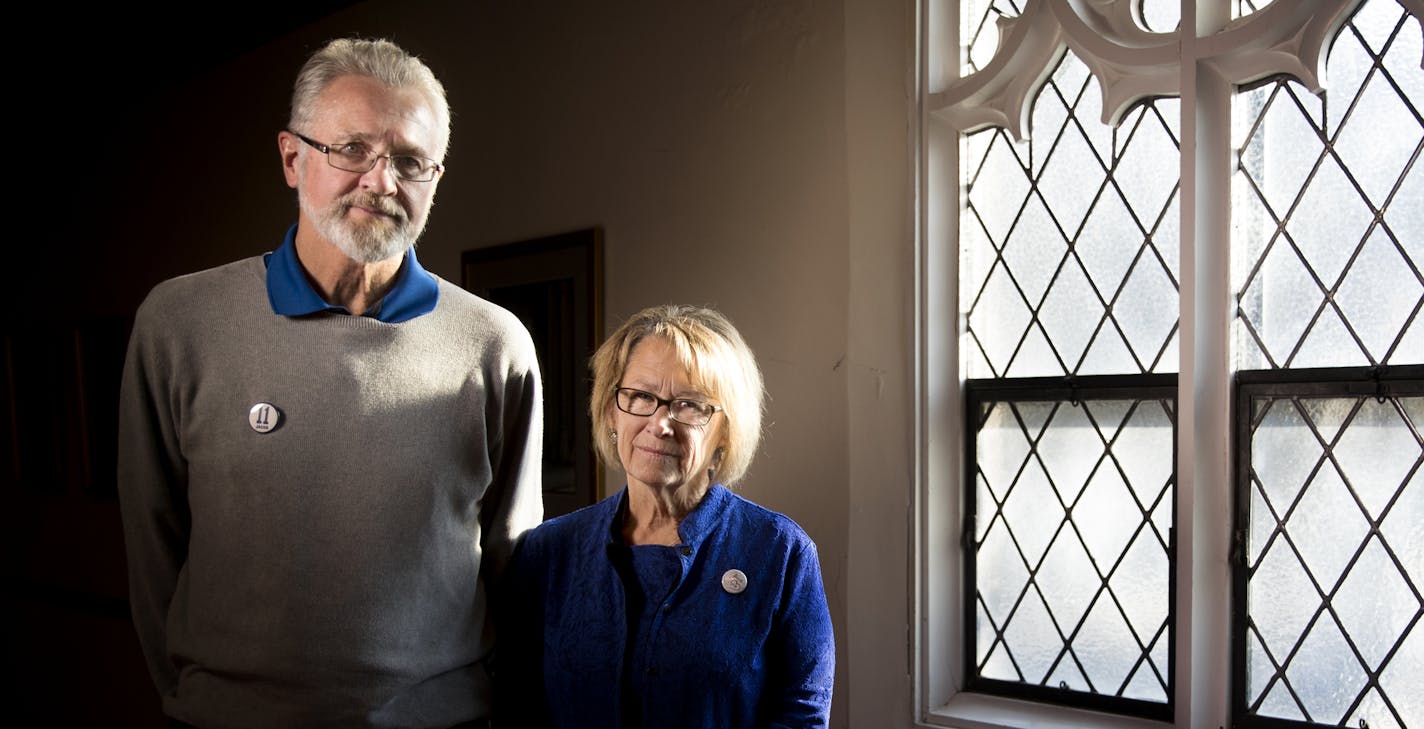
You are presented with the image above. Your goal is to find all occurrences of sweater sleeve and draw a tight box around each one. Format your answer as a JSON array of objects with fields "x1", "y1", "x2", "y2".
[
  {"x1": 764, "y1": 535, "x2": 836, "y2": 729},
  {"x1": 115, "y1": 299, "x2": 191, "y2": 695},
  {"x1": 478, "y1": 331, "x2": 545, "y2": 581}
]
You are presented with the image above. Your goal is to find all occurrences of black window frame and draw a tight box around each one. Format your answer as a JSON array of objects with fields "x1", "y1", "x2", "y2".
[
  {"x1": 964, "y1": 372, "x2": 1179, "y2": 722},
  {"x1": 1231, "y1": 364, "x2": 1424, "y2": 729}
]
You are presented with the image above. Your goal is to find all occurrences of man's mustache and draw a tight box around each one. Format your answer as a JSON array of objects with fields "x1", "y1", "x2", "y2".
[{"x1": 341, "y1": 194, "x2": 406, "y2": 222}]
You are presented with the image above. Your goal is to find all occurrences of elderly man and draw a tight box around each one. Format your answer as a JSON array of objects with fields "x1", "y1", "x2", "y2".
[{"x1": 118, "y1": 38, "x2": 542, "y2": 729}]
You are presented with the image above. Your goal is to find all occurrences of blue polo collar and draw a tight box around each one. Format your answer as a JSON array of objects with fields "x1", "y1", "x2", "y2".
[{"x1": 263, "y1": 224, "x2": 439, "y2": 323}]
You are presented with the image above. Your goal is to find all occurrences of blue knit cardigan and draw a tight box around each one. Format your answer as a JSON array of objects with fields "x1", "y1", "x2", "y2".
[{"x1": 496, "y1": 484, "x2": 835, "y2": 728}]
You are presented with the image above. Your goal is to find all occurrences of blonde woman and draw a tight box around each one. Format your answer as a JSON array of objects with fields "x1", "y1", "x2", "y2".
[{"x1": 499, "y1": 305, "x2": 834, "y2": 728}]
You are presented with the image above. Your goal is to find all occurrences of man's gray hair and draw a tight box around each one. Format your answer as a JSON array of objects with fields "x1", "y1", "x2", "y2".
[{"x1": 289, "y1": 38, "x2": 451, "y2": 157}]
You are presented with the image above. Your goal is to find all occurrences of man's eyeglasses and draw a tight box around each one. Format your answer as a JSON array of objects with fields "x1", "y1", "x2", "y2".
[
  {"x1": 613, "y1": 387, "x2": 721, "y2": 426},
  {"x1": 289, "y1": 131, "x2": 444, "y2": 182}
]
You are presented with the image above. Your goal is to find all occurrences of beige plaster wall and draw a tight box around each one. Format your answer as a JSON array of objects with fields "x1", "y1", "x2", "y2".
[{"x1": 62, "y1": 1, "x2": 917, "y2": 725}]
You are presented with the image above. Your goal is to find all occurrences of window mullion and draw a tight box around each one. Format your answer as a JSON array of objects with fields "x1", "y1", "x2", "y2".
[{"x1": 1180, "y1": 2, "x2": 1235, "y2": 727}]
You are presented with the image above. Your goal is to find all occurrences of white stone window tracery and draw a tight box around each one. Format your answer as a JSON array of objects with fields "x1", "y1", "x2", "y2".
[{"x1": 921, "y1": 1, "x2": 1424, "y2": 727}]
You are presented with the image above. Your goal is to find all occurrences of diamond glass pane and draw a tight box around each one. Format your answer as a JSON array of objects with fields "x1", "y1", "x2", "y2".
[
  {"x1": 972, "y1": 395, "x2": 1174, "y2": 705},
  {"x1": 1232, "y1": 0, "x2": 1424, "y2": 370},
  {"x1": 1244, "y1": 393, "x2": 1424, "y2": 727},
  {"x1": 963, "y1": 47, "x2": 1181, "y2": 378}
]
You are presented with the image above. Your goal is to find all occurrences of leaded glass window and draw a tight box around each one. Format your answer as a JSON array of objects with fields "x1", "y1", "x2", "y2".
[
  {"x1": 960, "y1": 0, "x2": 1180, "y2": 717},
  {"x1": 1231, "y1": 1, "x2": 1424, "y2": 727},
  {"x1": 966, "y1": 378, "x2": 1176, "y2": 719}
]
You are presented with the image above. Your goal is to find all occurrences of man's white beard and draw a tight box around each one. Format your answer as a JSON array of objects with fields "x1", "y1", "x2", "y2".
[{"x1": 300, "y1": 187, "x2": 427, "y2": 264}]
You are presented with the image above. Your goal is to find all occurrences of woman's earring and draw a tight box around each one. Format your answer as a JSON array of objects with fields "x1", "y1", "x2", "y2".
[{"x1": 611, "y1": 431, "x2": 618, "y2": 444}]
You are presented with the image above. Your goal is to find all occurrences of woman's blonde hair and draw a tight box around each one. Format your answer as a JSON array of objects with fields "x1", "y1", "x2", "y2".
[{"x1": 589, "y1": 305, "x2": 765, "y2": 486}]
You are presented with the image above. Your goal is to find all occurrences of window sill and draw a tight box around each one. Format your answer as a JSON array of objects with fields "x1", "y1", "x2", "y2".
[{"x1": 925, "y1": 692, "x2": 1174, "y2": 729}]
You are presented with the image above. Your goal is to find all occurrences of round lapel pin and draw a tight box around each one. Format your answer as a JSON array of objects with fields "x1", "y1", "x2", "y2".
[
  {"x1": 248, "y1": 402, "x2": 282, "y2": 433},
  {"x1": 721, "y1": 568, "x2": 748, "y2": 595}
]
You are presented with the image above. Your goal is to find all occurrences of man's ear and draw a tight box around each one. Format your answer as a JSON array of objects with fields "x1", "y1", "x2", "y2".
[{"x1": 278, "y1": 131, "x2": 302, "y2": 189}]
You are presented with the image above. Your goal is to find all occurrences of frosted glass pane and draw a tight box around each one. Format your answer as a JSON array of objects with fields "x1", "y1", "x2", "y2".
[
  {"x1": 1336, "y1": 228, "x2": 1424, "y2": 363},
  {"x1": 1075, "y1": 595, "x2": 1139, "y2": 693},
  {"x1": 1039, "y1": 119, "x2": 1104, "y2": 238},
  {"x1": 1288, "y1": 465, "x2": 1369, "y2": 592},
  {"x1": 978, "y1": 517, "x2": 1029, "y2": 622},
  {"x1": 1334, "y1": 537, "x2": 1418, "y2": 671},
  {"x1": 1121, "y1": 653, "x2": 1165, "y2": 703},
  {"x1": 1383, "y1": 5, "x2": 1424, "y2": 103},
  {"x1": 1378, "y1": 625, "x2": 1423, "y2": 727},
  {"x1": 967, "y1": 132, "x2": 1030, "y2": 245},
  {"x1": 1285, "y1": 618, "x2": 1363, "y2": 724},
  {"x1": 1006, "y1": 325, "x2": 1065, "y2": 378},
  {"x1": 1259, "y1": 680, "x2": 1306, "y2": 720},
  {"x1": 982, "y1": 641, "x2": 1018, "y2": 681},
  {"x1": 1037, "y1": 532, "x2": 1099, "y2": 630},
  {"x1": 1334, "y1": 396, "x2": 1423, "y2": 519},
  {"x1": 1002, "y1": 592, "x2": 1061, "y2": 682},
  {"x1": 1003, "y1": 195, "x2": 1067, "y2": 305},
  {"x1": 1292, "y1": 307, "x2": 1370, "y2": 369},
  {"x1": 1111, "y1": 529, "x2": 1169, "y2": 640},
  {"x1": 1388, "y1": 153, "x2": 1423, "y2": 270},
  {"x1": 1247, "y1": 243, "x2": 1324, "y2": 366},
  {"x1": 1380, "y1": 468, "x2": 1424, "y2": 583},
  {"x1": 976, "y1": 602, "x2": 995, "y2": 665},
  {"x1": 1048, "y1": 657, "x2": 1089, "y2": 693},
  {"x1": 1153, "y1": 193, "x2": 1181, "y2": 285},
  {"x1": 961, "y1": 221, "x2": 996, "y2": 313},
  {"x1": 1035, "y1": 404, "x2": 1101, "y2": 504},
  {"x1": 1075, "y1": 466, "x2": 1139, "y2": 567},
  {"x1": 976, "y1": 402, "x2": 1032, "y2": 501},
  {"x1": 1250, "y1": 537, "x2": 1319, "y2": 659},
  {"x1": 1252, "y1": 400, "x2": 1321, "y2": 512},
  {"x1": 1078, "y1": 324, "x2": 1138, "y2": 375},
  {"x1": 1255, "y1": 87, "x2": 1324, "y2": 218},
  {"x1": 1001, "y1": 459, "x2": 1064, "y2": 565},
  {"x1": 1078, "y1": 187, "x2": 1139, "y2": 294},
  {"x1": 1333, "y1": 68, "x2": 1422, "y2": 208},
  {"x1": 1115, "y1": 256, "x2": 1179, "y2": 368},
  {"x1": 1288, "y1": 156, "x2": 1371, "y2": 288},
  {"x1": 1347, "y1": 689, "x2": 1405, "y2": 729},
  {"x1": 1040, "y1": 258, "x2": 1106, "y2": 373},
  {"x1": 1115, "y1": 111, "x2": 1179, "y2": 227},
  {"x1": 1246, "y1": 629, "x2": 1276, "y2": 706},
  {"x1": 968, "y1": 264, "x2": 1031, "y2": 377},
  {"x1": 1117, "y1": 401, "x2": 1175, "y2": 502}
]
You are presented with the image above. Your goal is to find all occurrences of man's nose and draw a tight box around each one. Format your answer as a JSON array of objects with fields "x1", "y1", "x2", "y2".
[{"x1": 360, "y1": 156, "x2": 399, "y2": 194}]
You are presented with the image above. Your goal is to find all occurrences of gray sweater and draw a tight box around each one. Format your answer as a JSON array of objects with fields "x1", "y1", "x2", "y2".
[{"x1": 118, "y1": 255, "x2": 543, "y2": 728}]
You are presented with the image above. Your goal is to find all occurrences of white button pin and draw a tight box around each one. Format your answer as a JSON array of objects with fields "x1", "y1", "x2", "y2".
[
  {"x1": 721, "y1": 569, "x2": 748, "y2": 595},
  {"x1": 248, "y1": 402, "x2": 282, "y2": 433}
]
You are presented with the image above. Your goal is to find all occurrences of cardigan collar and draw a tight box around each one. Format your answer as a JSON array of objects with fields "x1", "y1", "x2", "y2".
[{"x1": 603, "y1": 483, "x2": 733, "y2": 551}]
